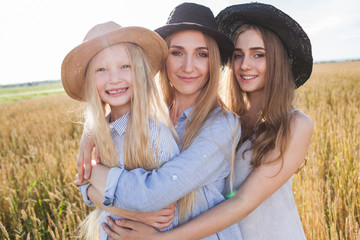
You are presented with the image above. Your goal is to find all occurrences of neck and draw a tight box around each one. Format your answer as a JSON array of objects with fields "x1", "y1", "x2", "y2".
[
  {"x1": 170, "y1": 94, "x2": 197, "y2": 124},
  {"x1": 244, "y1": 92, "x2": 264, "y2": 129},
  {"x1": 109, "y1": 106, "x2": 130, "y2": 123}
]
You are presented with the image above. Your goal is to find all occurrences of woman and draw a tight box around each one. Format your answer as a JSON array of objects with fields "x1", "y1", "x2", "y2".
[
  {"x1": 75, "y1": 3, "x2": 242, "y2": 239},
  {"x1": 103, "y1": 3, "x2": 313, "y2": 240}
]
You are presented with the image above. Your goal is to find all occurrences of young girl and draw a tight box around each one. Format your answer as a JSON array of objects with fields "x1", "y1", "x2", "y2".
[
  {"x1": 75, "y1": 3, "x2": 243, "y2": 239},
  {"x1": 61, "y1": 21, "x2": 179, "y2": 240},
  {"x1": 101, "y1": 3, "x2": 314, "y2": 240}
]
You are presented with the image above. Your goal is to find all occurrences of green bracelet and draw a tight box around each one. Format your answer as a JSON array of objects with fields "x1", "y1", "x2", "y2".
[{"x1": 225, "y1": 190, "x2": 237, "y2": 199}]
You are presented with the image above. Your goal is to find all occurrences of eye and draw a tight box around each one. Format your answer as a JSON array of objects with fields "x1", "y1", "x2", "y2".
[
  {"x1": 198, "y1": 52, "x2": 208, "y2": 57},
  {"x1": 96, "y1": 67, "x2": 106, "y2": 72},
  {"x1": 171, "y1": 50, "x2": 182, "y2": 56},
  {"x1": 254, "y1": 53, "x2": 265, "y2": 58},
  {"x1": 121, "y1": 65, "x2": 131, "y2": 69},
  {"x1": 234, "y1": 53, "x2": 244, "y2": 59}
]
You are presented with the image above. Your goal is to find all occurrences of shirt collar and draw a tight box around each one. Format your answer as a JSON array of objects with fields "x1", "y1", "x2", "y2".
[
  {"x1": 107, "y1": 111, "x2": 130, "y2": 136},
  {"x1": 169, "y1": 104, "x2": 194, "y2": 122}
]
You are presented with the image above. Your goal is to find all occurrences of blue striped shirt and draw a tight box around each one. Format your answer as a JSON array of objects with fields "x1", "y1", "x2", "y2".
[
  {"x1": 102, "y1": 107, "x2": 243, "y2": 239},
  {"x1": 78, "y1": 112, "x2": 180, "y2": 239}
]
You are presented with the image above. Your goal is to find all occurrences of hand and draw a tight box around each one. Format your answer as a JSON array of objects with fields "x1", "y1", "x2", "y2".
[
  {"x1": 134, "y1": 202, "x2": 176, "y2": 229},
  {"x1": 102, "y1": 216, "x2": 162, "y2": 240},
  {"x1": 73, "y1": 174, "x2": 90, "y2": 186},
  {"x1": 77, "y1": 130, "x2": 99, "y2": 182}
]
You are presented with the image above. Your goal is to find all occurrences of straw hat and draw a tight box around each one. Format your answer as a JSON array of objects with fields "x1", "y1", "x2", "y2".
[
  {"x1": 61, "y1": 21, "x2": 168, "y2": 101},
  {"x1": 216, "y1": 3, "x2": 313, "y2": 87},
  {"x1": 155, "y1": 2, "x2": 234, "y2": 65}
]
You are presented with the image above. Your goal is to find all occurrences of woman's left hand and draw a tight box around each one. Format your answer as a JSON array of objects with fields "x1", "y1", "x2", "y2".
[
  {"x1": 73, "y1": 174, "x2": 90, "y2": 186},
  {"x1": 102, "y1": 216, "x2": 162, "y2": 240}
]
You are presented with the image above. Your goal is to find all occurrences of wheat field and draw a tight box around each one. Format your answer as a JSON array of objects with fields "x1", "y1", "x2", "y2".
[{"x1": 0, "y1": 61, "x2": 359, "y2": 239}]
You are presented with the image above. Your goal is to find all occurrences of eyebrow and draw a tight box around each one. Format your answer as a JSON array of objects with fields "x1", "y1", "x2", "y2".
[
  {"x1": 234, "y1": 47, "x2": 265, "y2": 51},
  {"x1": 169, "y1": 45, "x2": 208, "y2": 51}
]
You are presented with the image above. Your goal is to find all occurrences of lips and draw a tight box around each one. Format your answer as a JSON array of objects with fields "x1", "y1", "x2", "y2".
[
  {"x1": 178, "y1": 76, "x2": 198, "y2": 82},
  {"x1": 106, "y1": 88, "x2": 128, "y2": 95},
  {"x1": 241, "y1": 75, "x2": 258, "y2": 80}
]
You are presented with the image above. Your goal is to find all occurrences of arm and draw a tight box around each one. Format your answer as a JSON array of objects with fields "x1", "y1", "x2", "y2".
[
  {"x1": 87, "y1": 185, "x2": 176, "y2": 229},
  {"x1": 103, "y1": 112, "x2": 314, "y2": 240},
  {"x1": 77, "y1": 127, "x2": 99, "y2": 181},
  {"x1": 90, "y1": 110, "x2": 240, "y2": 212}
]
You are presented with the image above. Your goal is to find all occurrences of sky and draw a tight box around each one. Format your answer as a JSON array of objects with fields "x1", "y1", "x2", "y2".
[{"x1": 0, "y1": 0, "x2": 359, "y2": 85}]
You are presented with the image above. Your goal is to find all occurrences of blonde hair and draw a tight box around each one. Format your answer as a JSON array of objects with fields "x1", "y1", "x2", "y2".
[
  {"x1": 159, "y1": 32, "x2": 232, "y2": 223},
  {"x1": 225, "y1": 24, "x2": 295, "y2": 168},
  {"x1": 78, "y1": 42, "x2": 177, "y2": 239}
]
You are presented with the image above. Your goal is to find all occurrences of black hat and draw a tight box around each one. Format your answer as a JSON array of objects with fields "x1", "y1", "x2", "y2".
[
  {"x1": 216, "y1": 3, "x2": 313, "y2": 88},
  {"x1": 155, "y1": 2, "x2": 234, "y2": 65}
]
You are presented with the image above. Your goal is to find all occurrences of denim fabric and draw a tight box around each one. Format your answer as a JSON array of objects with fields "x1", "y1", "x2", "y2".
[{"x1": 104, "y1": 107, "x2": 243, "y2": 239}]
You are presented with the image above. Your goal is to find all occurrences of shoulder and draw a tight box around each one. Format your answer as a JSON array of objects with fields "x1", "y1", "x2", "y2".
[
  {"x1": 289, "y1": 110, "x2": 313, "y2": 136},
  {"x1": 148, "y1": 118, "x2": 174, "y2": 138},
  {"x1": 210, "y1": 107, "x2": 240, "y2": 126},
  {"x1": 201, "y1": 107, "x2": 241, "y2": 140}
]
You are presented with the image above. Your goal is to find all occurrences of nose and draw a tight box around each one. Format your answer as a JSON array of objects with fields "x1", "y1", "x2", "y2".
[
  {"x1": 240, "y1": 56, "x2": 251, "y2": 71},
  {"x1": 183, "y1": 55, "x2": 194, "y2": 73},
  {"x1": 109, "y1": 69, "x2": 122, "y2": 83}
]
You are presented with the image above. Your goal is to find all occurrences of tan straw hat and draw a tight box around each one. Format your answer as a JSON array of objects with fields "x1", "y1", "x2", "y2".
[{"x1": 61, "y1": 21, "x2": 168, "y2": 101}]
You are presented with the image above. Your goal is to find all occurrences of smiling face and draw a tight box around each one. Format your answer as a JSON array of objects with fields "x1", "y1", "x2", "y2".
[
  {"x1": 91, "y1": 43, "x2": 133, "y2": 118},
  {"x1": 166, "y1": 30, "x2": 210, "y2": 104},
  {"x1": 233, "y1": 29, "x2": 266, "y2": 96}
]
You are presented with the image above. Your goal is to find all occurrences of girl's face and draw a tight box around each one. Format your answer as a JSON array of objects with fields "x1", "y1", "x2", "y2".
[
  {"x1": 92, "y1": 44, "x2": 133, "y2": 117},
  {"x1": 166, "y1": 30, "x2": 210, "y2": 102},
  {"x1": 233, "y1": 29, "x2": 266, "y2": 95}
]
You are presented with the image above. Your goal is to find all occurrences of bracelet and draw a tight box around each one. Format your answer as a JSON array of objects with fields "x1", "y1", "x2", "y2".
[{"x1": 225, "y1": 190, "x2": 237, "y2": 199}]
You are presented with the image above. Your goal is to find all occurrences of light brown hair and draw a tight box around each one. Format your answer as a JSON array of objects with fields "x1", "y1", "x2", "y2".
[
  {"x1": 158, "y1": 31, "x2": 231, "y2": 223},
  {"x1": 226, "y1": 24, "x2": 295, "y2": 168}
]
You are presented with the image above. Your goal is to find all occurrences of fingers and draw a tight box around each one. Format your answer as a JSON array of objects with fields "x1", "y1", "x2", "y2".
[
  {"x1": 77, "y1": 151, "x2": 85, "y2": 182},
  {"x1": 104, "y1": 217, "x2": 132, "y2": 238},
  {"x1": 157, "y1": 208, "x2": 175, "y2": 217},
  {"x1": 151, "y1": 218, "x2": 174, "y2": 229},
  {"x1": 114, "y1": 218, "x2": 160, "y2": 239},
  {"x1": 165, "y1": 202, "x2": 176, "y2": 209},
  {"x1": 102, "y1": 222, "x2": 123, "y2": 240},
  {"x1": 83, "y1": 147, "x2": 92, "y2": 180},
  {"x1": 94, "y1": 146, "x2": 101, "y2": 164},
  {"x1": 73, "y1": 174, "x2": 90, "y2": 186}
]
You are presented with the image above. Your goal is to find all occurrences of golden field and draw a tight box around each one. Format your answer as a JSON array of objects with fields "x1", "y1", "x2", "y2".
[{"x1": 0, "y1": 61, "x2": 359, "y2": 239}]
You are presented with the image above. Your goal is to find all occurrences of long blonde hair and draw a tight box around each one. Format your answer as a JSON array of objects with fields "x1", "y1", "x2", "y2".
[
  {"x1": 79, "y1": 42, "x2": 177, "y2": 239},
  {"x1": 158, "y1": 32, "x2": 231, "y2": 223},
  {"x1": 225, "y1": 24, "x2": 295, "y2": 168}
]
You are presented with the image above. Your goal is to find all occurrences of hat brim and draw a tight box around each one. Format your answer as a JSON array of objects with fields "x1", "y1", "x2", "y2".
[
  {"x1": 61, "y1": 27, "x2": 168, "y2": 101},
  {"x1": 216, "y1": 3, "x2": 313, "y2": 87},
  {"x1": 155, "y1": 23, "x2": 234, "y2": 65}
]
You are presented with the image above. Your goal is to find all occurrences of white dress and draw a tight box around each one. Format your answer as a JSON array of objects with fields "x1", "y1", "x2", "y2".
[{"x1": 224, "y1": 113, "x2": 306, "y2": 240}]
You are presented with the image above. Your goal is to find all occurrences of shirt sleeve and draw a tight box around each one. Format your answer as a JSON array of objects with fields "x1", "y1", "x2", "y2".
[
  {"x1": 78, "y1": 183, "x2": 95, "y2": 207},
  {"x1": 104, "y1": 109, "x2": 241, "y2": 212},
  {"x1": 103, "y1": 120, "x2": 180, "y2": 207}
]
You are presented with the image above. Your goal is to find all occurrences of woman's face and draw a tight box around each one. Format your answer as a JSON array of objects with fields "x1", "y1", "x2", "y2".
[
  {"x1": 166, "y1": 30, "x2": 210, "y2": 102},
  {"x1": 233, "y1": 29, "x2": 266, "y2": 95},
  {"x1": 92, "y1": 44, "x2": 133, "y2": 118}
]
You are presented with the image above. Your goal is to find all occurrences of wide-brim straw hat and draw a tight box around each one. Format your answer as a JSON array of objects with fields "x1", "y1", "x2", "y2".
[
  {"x1": 216, "y1": 3, "x2": 313, "y2": 88},
  {"x1": 61, "y1": 21, "x2": 168, "y2": 101},
  {"x1": 155, "y1": 2, "x2": 234, "y2": 65}
]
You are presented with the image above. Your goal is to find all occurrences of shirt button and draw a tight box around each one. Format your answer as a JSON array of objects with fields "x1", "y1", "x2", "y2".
[
  {"x1": 172, "y1": 175, "x2": 178, "y2": 180},
  {"x1": 109, "y1": 124, "x2": 114, "y2": 131},
  {"x1": 175, "y1": 125, "x2": 179, "y2": 129}
]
